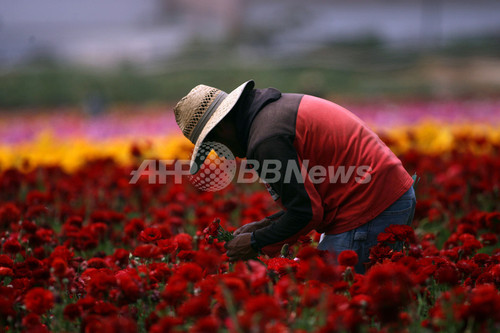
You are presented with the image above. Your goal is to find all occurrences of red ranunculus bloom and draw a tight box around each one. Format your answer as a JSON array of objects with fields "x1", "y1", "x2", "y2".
[
  {"x1": 364, "y1": 262, "x2": 414, "y2": 323},
  {"x1": 266, "y1": 257, "x2": 299, "y2": 277},
  {"x1": 465, "y1": 284, "x2": 500, "y2": 322},
  {"x1": 132, "y1": 244, "x2": 162, "y2": 259},
  {"x1": 338, "y1": 250, "x2": 359, "y2": 267},
  {"x1": 479, "y1": 232, "x2": 498, "y2": 246},
  {"x1": 24, "y1": 287, "x2": 54, "y2": 315},
  {"x1": 215, "y1": 276, "x2": 249, "y2": 306},
  {"x1": 0, "y1": 267, "x2": 13, "y2": 277},
  {"x1": 50, "y1": 257, "x2": 67, "y2": 278},
  {"x1": 0, "y1": 254, "x2": 14, "y2": 268},
  {"x1": 139, "y1": 227, "x2": 163, "y2": 243},
  {"x1": 203, "y1": 219, "x2": 221, "y2": 239},
  {"x1": 239, "y1": 294, "x2": 283, "y2": 330},
  {"x1": 178, "y1": 295, "x2": 211, "y2": 318},
  {"x1": 87, "y1": 257, "x2": 109, "y2": 269},
  {"x1": 0, "y1": 203, "x2": 21, "y2": 228},
  {"x1": 161, "y1": 276, "x2": 188, "y2": 306},
  {"x1": 85, "y1": 269, "x2": 117, "y2": 298},
  {"x1": 2, "y1": 238, "x2": 22, "y2": 254},
  {"x1": 63, "y1": 303, "x2": 81, "y2": 321},
  {"x1": 176, "y1": 263, "x2": 204, "y2": 283},
  {"x1": 189, "y1": 316, "x2": 219, "y2": 333},
  {"x1": 377, "y1": 232, "x2": 396, "y2": 244},
  {"x1": 0, "y1": 287, "x2": 15, "y2": 318},
  {"x1": 174, "y1": 233, "x2": 194, "y2": 251},
  {"x1": 385, "y1": 224, "x2": 416, "y2": 243}
]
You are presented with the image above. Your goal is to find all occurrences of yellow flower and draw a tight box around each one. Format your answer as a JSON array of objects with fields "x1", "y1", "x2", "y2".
[{"x1": 1, "y1": 122, "x2": 499, "y2": 172}]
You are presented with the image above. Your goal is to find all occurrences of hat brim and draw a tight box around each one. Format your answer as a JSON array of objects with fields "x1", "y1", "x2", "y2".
[{"x1": 189, "y1": 80, "x2": 255, "y2": 174}]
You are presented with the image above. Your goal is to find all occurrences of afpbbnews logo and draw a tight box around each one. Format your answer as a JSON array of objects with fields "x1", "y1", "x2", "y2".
[
  {"x1": 130, "y1": 159, "x2": 372, "y2": 186},
  {"x1": 129, "y1": 141, "x2": 372, "y2": 191}
]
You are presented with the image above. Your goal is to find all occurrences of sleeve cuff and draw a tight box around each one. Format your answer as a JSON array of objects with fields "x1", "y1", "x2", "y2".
[{"x1": 250, "y1": 232, "x2": 261, "y2": 253}]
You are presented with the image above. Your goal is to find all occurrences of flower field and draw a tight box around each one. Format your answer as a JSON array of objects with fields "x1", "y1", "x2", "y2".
[{"x1": 0, "y1": 100, "x2": 499, "y2": 332}]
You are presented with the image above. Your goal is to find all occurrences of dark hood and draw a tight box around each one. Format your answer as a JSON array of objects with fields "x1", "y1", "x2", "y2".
[{"x1": 234, "y1": 88, "x2": 282, "y2": 155}]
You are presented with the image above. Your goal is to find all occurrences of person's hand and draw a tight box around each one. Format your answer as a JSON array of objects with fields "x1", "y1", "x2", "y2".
[
  {"x1": 225, "y1": 233, "x2": 257, "y2": 261},
  {"x1": 233, "y1": 218, "x2": 272, "y2": 236}
]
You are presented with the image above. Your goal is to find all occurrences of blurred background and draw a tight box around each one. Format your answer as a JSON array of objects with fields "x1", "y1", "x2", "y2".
[
  {"x1": 1, "y1": 0, "x2": 500, "y2": 171},
  {"x1": 1, "y1": 0, "x2": 500, "y2": 109}
]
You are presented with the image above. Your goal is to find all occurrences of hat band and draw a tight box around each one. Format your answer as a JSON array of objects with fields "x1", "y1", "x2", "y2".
[{"x1": 189, "y1": 91, "x2": 228, "y2": 143}]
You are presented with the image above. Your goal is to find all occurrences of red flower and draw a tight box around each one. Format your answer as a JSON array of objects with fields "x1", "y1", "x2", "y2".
[
  {"x1": 157, "y1": 238, "x2": 178, "y2": 255},
  {"x1": 139, "y1": 227, "x2": 163, "y2": 243},
  {"x1": 0, "y1": 203, "x2": 21, "y2": 228},
  {"x1": 0, "y1": 268, "x2": 13, "y2": 282},
  {"x1": 89, "y1": 222, "x2": 108, "y2": 237},
  {"x1": 116, "y1": 270, "x2": 141, "y2": 302},
  {"x1": 178, "y1": 295, "x2": 211, "y2": 318},
  {"x1": 215, "y1": 276, "x2": 249, "y2": 306},
  {"x1": 189, "y1": 316, "x2": 219, "y2": 333},
  {"x1": 177, "y1": 250, "x2": 197, "y2": 261},
  {"x1": 364, "y1": 262, "x2": 415, "y2": 323},
  {"x1": 338, "y1": 250, "x2": 359, "y2": 267},
  {"x1": 0, "y1": 254, "x2": 14, "y2": 268},
  {"x1": 89, "y1": 209, "x2": 124, "y2": 224},
  {"x1": 377, "y1": 232, "x2": 396, "y2": 244},
  {"x1": 87, "y1": 257, "x2": 109, "y2": 269},
  {"x1": 2, "y1": 238, "x2": 22, "y2": 254},
  {"x1": 84, "y1": 315, "x2": 137, "y2": 333},
  {"x1": 300, "y1": 280, "x2": 324, "y2": 308},
  {"x1": 124, "y1": 218, "x2": 146, "y2": 238},
  {"x1": 176, "y1": 263, "x2": 203, "y2": 282},
  {"x1": 174, "y1": 233, "x2": 194, "y2": 251},
  {"x1": 274, "y1": 276, "x2": 298, "y2": 304},
  {"x1": 0, "y1": 287, "x2": 15, "y2": 318},
  {"x1": 50, "y1": 245, "x2": 74, "y2": 262},
  {"x1": 203, "y1": 219, "x2": 221, "y2": 239},
  {"x1": 133, "y1": 244, "x2": 161, "y2": 259},
  {"x1": 91, "y1": 300, "x2": 118, "y2": 316},
  {"x1": 434, "y1": 263, "x2": 460, "y2": 286},
  {"x1": 25, "y1": 204, "x2": 49, "y2": 220},
  {"x1": 195, "y1": 276, "x2": 219, "y2": 297},
  {"x1": 297, "y1": 235, "x2": 313, "y2": 244},
  {"x1": 51, "y1": 257, "x2": 68, "y2": 278},
  {"x1": 194, "y1": 249, "x2": 223, "y2": 274},
  {"x1": 240, "y1": 295, "x2": 283, "y2": 330},
  {"x1": 492, "y1": 264, "x2": 500, "y2": 284},
  {"x1": 149, "y1": 262, "x2": 172, "y2": 283},
  {"x1": 63, "y1": 303, "x2": 81, "y2": 321},
  {"x1": 161, "y1": 276, "x2": 188, "y2": 305},
  {"x1": 149, "y1": 316, "x2": 183, "y2": 333},
  {"x1": 484, "y1": 212, "x2": 500, "y2": 233},
  {"x1": 22, "y1": 313, "x2": 48, "y2": 332},
  {"x1": 465, "y1": 284, "x2": 500, "y2": 322},
  {"x1": 369, "y1": 244, "x2": 393, "y2": 264},
  {"x1": 85, "y1": 269, "x2": 117, "y2": 298},
  {"x1": 296, "y1": 245, "x2": 323, "y2": 260},
  {"x1": 384, "y1": 224, "x2": 416, "y2": 243},
  {"x1": 266, "y1": 257, "x2": 299, "y2": 277},
  {"x1": 24, "y1": 287, "x2": 54, "y2": 315},
  {"x1": 112, "y1": 248, "x2": 130, "y2": 266},
  {"x1": 460, "y1": 234, "x2": 482, "y2": 255},
  {"x1": 456, "y1": 223, "x2": 477, "y2": 236},
  {"x1": 479, "y1": 232, "x2": 498, "y2": 246}
]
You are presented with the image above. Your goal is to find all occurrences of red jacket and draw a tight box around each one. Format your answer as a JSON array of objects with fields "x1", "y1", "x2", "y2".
[{"x1": 236, "y1": 89, "x2": 413, "y2": 256}]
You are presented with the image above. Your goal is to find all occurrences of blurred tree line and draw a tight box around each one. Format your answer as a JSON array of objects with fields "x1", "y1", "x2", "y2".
[{"x1": 0, "y1": 35, "x2": 499, "y2": 109}]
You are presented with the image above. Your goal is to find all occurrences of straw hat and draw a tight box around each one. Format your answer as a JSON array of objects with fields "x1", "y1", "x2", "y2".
[{"x1": 174, "y1": 80, "x2": 254, "y2": 174}]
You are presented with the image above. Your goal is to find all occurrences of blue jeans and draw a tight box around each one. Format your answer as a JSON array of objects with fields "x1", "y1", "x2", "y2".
[{"x1": 317, "y1": 186, "x2": 416, "y2": 274}]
